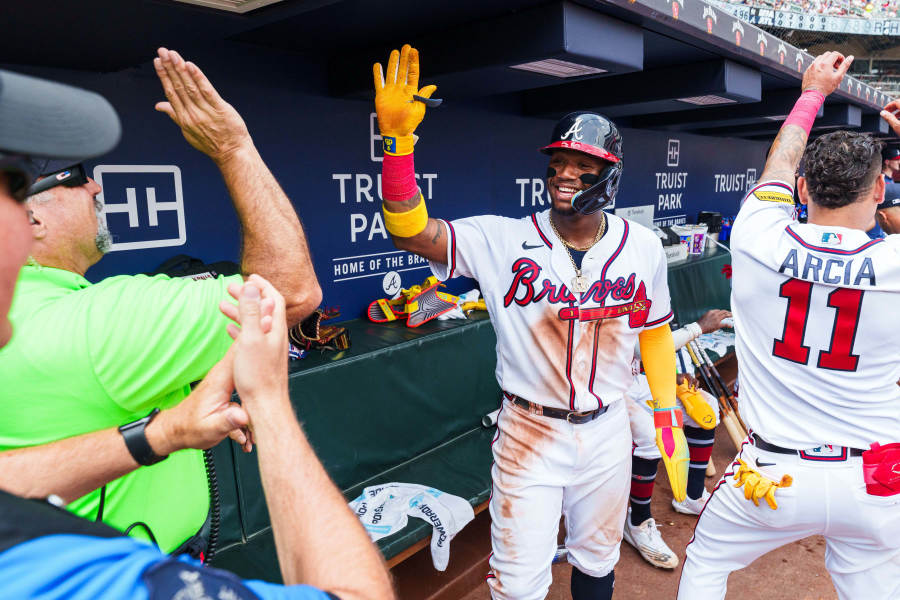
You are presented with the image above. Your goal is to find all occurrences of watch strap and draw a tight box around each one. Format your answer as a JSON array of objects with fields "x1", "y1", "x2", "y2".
[{"x1": 119, "y1": 408, "x2": 168, "y2": 466}]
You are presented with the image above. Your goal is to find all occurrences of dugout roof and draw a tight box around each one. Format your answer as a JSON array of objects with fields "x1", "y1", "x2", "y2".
[{"x1": 2, "y1": 0, "x2": 891, "y2": 140}]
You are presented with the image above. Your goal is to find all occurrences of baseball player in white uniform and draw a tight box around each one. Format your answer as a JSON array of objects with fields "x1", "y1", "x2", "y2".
[
  {"x1": 624, "y1": 310, "x2": 729, "y2": 569},
  {"x1": 371, "y1": 44, "x2": 690, "y2": 599},
  {"x1": 679, "y1": 52, "x2": 900, "y2": 600}
]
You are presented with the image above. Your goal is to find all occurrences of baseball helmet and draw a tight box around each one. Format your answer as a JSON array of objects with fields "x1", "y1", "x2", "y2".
[{"x1": 540, "y1": 111, "x2": 623, "y2": 214}]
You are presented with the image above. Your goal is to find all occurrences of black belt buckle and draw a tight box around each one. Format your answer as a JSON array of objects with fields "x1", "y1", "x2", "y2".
[
  {"x1": 567, "y1": 410, "x2": 591, "y2": 424},
  {"x1": 566, "y1": 405, "x2": 608, "y2": 424}
]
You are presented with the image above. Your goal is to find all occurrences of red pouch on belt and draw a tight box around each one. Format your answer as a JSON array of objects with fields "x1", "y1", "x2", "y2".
[{"x1": 862, "y1": 442, "x2": 900, "y2": 497}]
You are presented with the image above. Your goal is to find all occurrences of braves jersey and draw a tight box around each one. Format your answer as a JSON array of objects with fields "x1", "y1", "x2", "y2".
[
  {"x1": 429, "y1": 210, "x2": 673, "y2": 411},
  {"x1": 731, "y1": 180, "x2": 900, "y2": 449}
]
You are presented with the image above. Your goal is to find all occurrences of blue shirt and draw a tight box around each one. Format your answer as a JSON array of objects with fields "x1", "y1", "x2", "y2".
[
  {"x1": 0, "y1": 534, "x2": 331, "y2": 600},
  {"x1": 868, "y1": 220, "x2": 886, "y2": 240}
]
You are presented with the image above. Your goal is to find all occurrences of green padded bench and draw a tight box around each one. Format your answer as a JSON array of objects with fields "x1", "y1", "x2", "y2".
[{"x1": 207, "y1": 313, "x2": 501, "y2": 583}]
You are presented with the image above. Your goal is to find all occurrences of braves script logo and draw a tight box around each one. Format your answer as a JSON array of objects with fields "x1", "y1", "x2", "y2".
[
  {"x1": 778, "y1": 42, "x2": 787, "y2": 65},
  {"x1": 733, "y1": 20, "x2": 744, "y2": 46},
  {"x1": 703, "y1": 6, "x2": 717, "y2": 32},
  {"x1": 502, "y1": 258, "x2": 651, "y2": 327}
]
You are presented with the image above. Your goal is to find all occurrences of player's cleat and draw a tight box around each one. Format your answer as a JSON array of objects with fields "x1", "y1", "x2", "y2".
[
  {"x1": 671, "y1": 488, "x2": 711, "y2": 516},
  {"x1": 623, "y1": 509, "x2": 679, "y2": 569}
]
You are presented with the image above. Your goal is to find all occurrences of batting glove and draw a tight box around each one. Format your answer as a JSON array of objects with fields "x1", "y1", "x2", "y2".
[
  {"x1": 372, "y1": 44, "x2": 438, "y2": 155},
  {"x1": 732, "y1": 458, "x2": 793, "y2": 510},
  {"x1": 654, "y1": 407, "x2": 690, "y2": 502}
]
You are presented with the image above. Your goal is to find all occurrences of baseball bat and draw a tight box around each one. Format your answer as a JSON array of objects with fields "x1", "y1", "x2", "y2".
[
  {"x1": 685, "y1": 342, "x2": 746, "y2": 451},
  {"x1": 692, "y1": 340, "x2": 748, "y2": 434},
  {"x1": 679, "y1": 347, "x2": 716, "y2": 476}
]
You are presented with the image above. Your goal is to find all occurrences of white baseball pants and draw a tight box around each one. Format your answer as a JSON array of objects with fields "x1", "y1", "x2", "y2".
[
  {"x1": 679, "y1": 440, "x2": 900, "y2": 600},
  {"x1": 487, "y1": 398, "x2": 631, "y2": 600}
]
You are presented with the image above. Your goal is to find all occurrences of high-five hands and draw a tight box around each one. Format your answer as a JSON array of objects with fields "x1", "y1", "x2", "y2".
[
  {"x1": 802, "y1": 51, "x2": 853, "y2": 96},
  {"x1": 373, "y1": 44, "x2": 438, "y2": 153},
  {"x1": 219, "y1": 274, "x2": 289, "y2": 412},
  {"x1": 153, "y1": 47, "x2": 252, "y2": 164}
]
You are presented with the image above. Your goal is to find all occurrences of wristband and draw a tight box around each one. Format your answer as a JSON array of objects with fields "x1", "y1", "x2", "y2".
[
  {"x1": 383, "y1": 194, "x2": 429, "y2": 237},
  {"x1": 119, "y1": 408, "x2": 168, "y2": 466},
  {"x1": 383, "y1": 134, "x2": 415, "y2": 156},
  {"x1": 382, "y1": 153, "x2": 418, "y2": 203},
  {"x1": 653, "y1": 407, "x2": 684, "y2": 429},
  {"x1": 783, "y1": 89, "x2": 825, "y2": 136}
]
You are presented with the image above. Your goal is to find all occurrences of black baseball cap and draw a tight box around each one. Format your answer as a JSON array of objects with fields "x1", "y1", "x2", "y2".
[
  {"x1": 0, "y1": 68, "x2": 120, "y2": 201},
  {"x1": 883, "y1": 146, "x2": 900, "y2": 161}
]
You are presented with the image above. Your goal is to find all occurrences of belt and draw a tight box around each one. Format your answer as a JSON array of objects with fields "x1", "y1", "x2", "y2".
[
  {"x1": 751, "y1": 433, "x2": 864, "y2": 461},
  {"x1": 505, "y1": 393, "x2": 608, "y2": 424}
]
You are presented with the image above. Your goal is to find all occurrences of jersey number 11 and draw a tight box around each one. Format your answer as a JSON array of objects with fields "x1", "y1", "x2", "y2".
[{"x1": 772, "y1": 278, "x2": 863, "y2": 372}]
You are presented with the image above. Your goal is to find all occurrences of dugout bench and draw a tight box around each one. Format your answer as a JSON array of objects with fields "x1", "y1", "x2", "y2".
[
  {"x1": 207, "y1": 312, "x2": 501, "y2": 582},
  {"x1": 206, "y1": 245, "x2": 735, "y2": 584}
]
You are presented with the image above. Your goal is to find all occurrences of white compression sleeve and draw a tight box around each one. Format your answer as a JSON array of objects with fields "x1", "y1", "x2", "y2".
[{"x1": 672, "y1": 322, "x2": 702, "y2": 351}]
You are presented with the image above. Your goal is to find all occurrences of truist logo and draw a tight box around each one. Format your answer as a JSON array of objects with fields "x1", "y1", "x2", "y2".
[
  {"x1": 560, "y1": 117, "x2": 585, "y2": 141},
  {"x1": 703, "y1": 6, "x2": 717, "y2": 33},
  {"x1": 502, "y1": 258, "x2": 652, "y2": 327}
]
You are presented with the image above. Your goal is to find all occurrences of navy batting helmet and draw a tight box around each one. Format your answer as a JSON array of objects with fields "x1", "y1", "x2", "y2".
[{"x1": 540, "y1": 111, "x2": 623, "y2": 214}]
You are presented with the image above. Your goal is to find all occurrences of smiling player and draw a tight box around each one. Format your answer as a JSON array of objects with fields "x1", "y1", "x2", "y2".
[{"x1": 372, "y1": 44, "x2": 689, "y2": 599}]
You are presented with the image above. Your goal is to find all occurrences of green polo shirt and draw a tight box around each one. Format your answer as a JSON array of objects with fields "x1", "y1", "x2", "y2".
[{"x1": 0, "y1": 264, "x2": 241, "y2": 552}]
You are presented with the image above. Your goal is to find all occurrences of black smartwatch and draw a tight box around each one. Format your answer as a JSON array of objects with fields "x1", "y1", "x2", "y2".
[{"x1": 119, "y1": 408, "x2": 168, "y2": 466}]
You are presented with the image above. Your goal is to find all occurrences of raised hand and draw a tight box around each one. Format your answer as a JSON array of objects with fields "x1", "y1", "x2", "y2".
[
  {"x1": 881, "y1": 100, "x2": 900, "y2": 138},
  {"x1": 228, "y1": 275, "x2": 289, "y2": 409},
  {"x1": 153, "y1": 47, "x2": 252, "y2": 164},
  {"x1": 801, "y1": 51, "x2": 853, "y2": 97},
  {"x1": 372, "y1": 44, "x2": 437, "y2": 139}
]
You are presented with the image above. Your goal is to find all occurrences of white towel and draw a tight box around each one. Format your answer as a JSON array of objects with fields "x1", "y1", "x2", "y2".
[{"x1": 349, "y1": 483, "x2": 475, "y2": 571}]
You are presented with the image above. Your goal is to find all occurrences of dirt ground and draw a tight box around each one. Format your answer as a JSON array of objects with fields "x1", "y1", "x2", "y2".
[{"x1": 458, "y1": 433, "x2": 838, "y2": 600}]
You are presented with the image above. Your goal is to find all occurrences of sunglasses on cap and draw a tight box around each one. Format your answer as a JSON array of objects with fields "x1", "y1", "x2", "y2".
[
  {"x1": 0, "y1": 153, "x2": 39, "y2": 203},
  {"x1": 26, "y1": 163, "x2": 89, "y2": 198}
]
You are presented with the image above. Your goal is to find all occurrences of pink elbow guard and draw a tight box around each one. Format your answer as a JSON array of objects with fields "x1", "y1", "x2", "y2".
[
  {"x1": 783, "y1": 89, "x2": 825, "y2": 136},
  {"x1": 382, "y1": 153, "x2": 418, "y2": 203}
]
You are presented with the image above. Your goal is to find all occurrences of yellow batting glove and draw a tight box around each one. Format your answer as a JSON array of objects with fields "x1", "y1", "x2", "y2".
[
  {"x1": 654, "y1": 407, "x2": 690, "y2": 502},
  {"x1": 676, "y1": 380, "x2": 716, "y2": 430},
  {"x1": 733, "y1": 459, "x2": 793, "y2": 510},
  {"x1": 372, "y1": 44, "x2": 438, "y2": 156}
]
